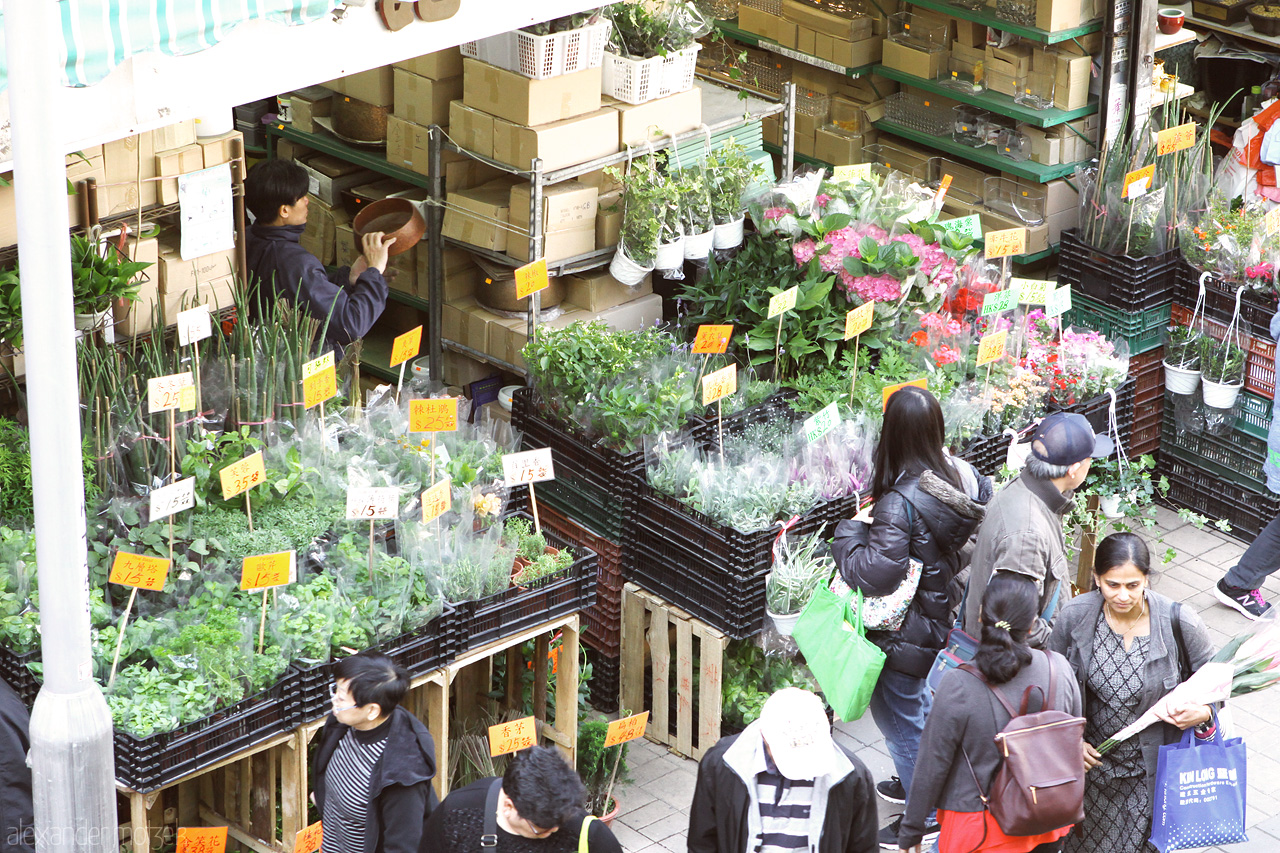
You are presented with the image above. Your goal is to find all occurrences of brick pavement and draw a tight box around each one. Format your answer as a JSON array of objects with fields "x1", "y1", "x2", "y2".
[{"x1": 609, "y1": 505, "x2": 1280, "y2": 852}]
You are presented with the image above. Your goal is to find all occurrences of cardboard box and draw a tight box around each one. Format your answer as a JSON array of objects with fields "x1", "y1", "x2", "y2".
[
  {"x1": 507, "y1": 225, "x2": 594, "y2": 263},
  {"x1": 299, "y1": 156, "x2": 376, "y2": 206},
  {"x1": 821, "y1": 35, "x2": 884, "y2": 69},
  {"x1": 462, "y1": 299, "x2": 502, "y2": 353},
  {"x1": 492, "y1": 306, "x2": 588, "y2": 368},
  {"x1": 415, "y1": 247, "x2": 483, "y2": 301},
  {"x1": 1054, "y1": 53, "x2": 1092, "y2": 111},
  {"x1": 385, "y1": 245, "x2": 417, "y2": 296},
  {"x1": 463, "y1": 60, "x2": 601, "y2": 127},
  {"x1": 441, "y1": 181, "x2": 515, "y2": 252},
  {"x1": 386, "y1": 115, "x2": 433, "y2": 175},
  {"x1": 509, "y1": 181, "x2": 599, "y2": 234},
  {"x1": 1036, "y1": 0, "x2": 1097, "y2": 36},
  {"x1": 794, "y1": 129, "x2": 816, "y2": 158},
  {"x1": 565, "y1": 268, "x2": 653, "y2": 313},
  {"x1": 323, "y1": 67, "x2": 394, "y2": 107},
  {"x1": 738, "y1": 7, "x2": 781, "y2": 40},
  {"x1": 395, "y1": 47, "x2": 464, "y2": 80},
  {"x1": 443, "y1": 350, "x2": 503, "y2": 388},
  {"x1": 798, "y1": 27, "x2": 817, "y2": 56},
  {"x1": 288, "y1": 86, "x2": 333, "y2": 134},
  {"x1": 448, "y1": 100, "x2": 494, "y2": 158},
  {"x1": 1047, "y1": 206, "x2": 1079, "y2": 245},
  {"x1": 608, "y1": 87, "x2": 703, "y2": 147},
  {"x1": 596, "y1": 190, "x2": 622, "y2": 248},
  {"x1": 103, "y1": 132, "x2": 158, "y2": 214},
  {"x1": 1029, "y1": 177, "x2": 1080, "y2": 214},
  {"x1": 154, "y1": 120, "x2": 197, "y2": 152},
  {"x1": 578, "y1": 167, "x2": 623, "y2": 197},
  {"x1": 987, "y1": 70, "x2": 1021, "y2": 97},
  {"x1": 987, "y1": 43, "x2": 1033, "y2": 77},
  {"x1": 445, "y1": 158, "x2": 506, "y2": 192},
  {"x1": 297, "y1": 195, "x2": 346, "y2": 265},
  {"x1": 793, "y1": 65, "x2": 847, "y2": 95},
  {"x1": 979, "y1": 209, "x2": 1050, "y2": 255},
  {"x1": 783, "y1": 0, "x2": 874, "y2": 41},
  {"x1": 952, "y1": 42, "x2": 985, "y2": 65},
  {"x1": 198, "y1": 130, "x2": 243, "y2": 169},
  {"x1": 794, "y1": 112, "x2": 821, "y2": 142},
  {"x1": 155, "y1": 144, "x2": 204, "y2": 205},
  {"x1": 814, "y1": 127, "x2": 865, "y2": 166},
  {"x1": 392, "y1": 69, "x2": 461, "y2": 127},
  {"x1": 956, "y1": 19, "x2": 987, "y2": 48},
  {"x1": 775, "y1": 19, "x2": 799, "y2": 48},
  {"x1": 763, "y1": 114, "x2": 782, "y2": 148},
  {"x1": 491, "y1": 108, "x2": 619, "y2": 172},
  {"x1": 882, "y1": 41, "x2": 947, "y2": 80},
  {"x1": 111, "y1": 235, "x2": 161, "y2": 337},
  {"x1": 836, "y1": 73, "x2": 897, "y2": 102},
  {"x1": 596, "y1": 292, "x2": 663, "y2": 332},
  {"x1": 156, "y1": 243, "x2": 236, "y2": 294},
  {"x1": 441, "y1": 299, "x2": 468, "y2": 346}
]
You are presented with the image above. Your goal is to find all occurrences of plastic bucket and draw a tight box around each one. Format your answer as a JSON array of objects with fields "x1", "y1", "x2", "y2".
[
  {"x1": 713, "y1": 217, "x2": 746, "y2": 249},
  {"x1": 1163, "y1": 361, "x2": 1202, "y2": 395},
  {"x1": 1202, "y1": 379, "x2": 1243, "y2": 410}
]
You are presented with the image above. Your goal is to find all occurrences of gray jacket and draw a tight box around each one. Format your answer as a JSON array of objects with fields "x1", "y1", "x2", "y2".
[
  {"x1": 964, "y1": 468, "x2": 1074, "y2": 647},
  {"x1": 899, "y1": 650, "x2": 1081, "y2": 849},
  {"x1": 1045, "y1": 590, "x2": 1216, "y2": 802}
]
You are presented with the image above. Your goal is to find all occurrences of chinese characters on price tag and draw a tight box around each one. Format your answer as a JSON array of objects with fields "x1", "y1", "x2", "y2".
[
  {"x1": 148, "y1": 372, "x2": 194, "y2": 414},
  {"x1": 502, "y1": 448, "x2": 555, "y2": 487},
  {"x1": 293, "y1": 821, "x2": 322, "y2": 853},
  {"x1": 409, "y1": 398, "x2": 459, "y2": 433},
  {"x1": 489, "y1": 716, "x2": 537, "y2": 756},
  {"x1": 219, "y1": 451, "x2": 265, "y2": 500},
  {"x1": 882, "y1": 378, "x2": 927, "y2": 411},
  {"x1": 977, "y1": 330, "x2": 1008, "y2": 366},
  {"x1": 939, "y1": 214, "x2": 982, "y2": 241},
  {"x1": 803, "y1": 401, "x2": 841, "y2": 442},
  {"x1": 767, "y1": 286, "x2": 799, "y2": 319},
  {"x1": 1013, "y1": 278, "x2": 1052, "y2": 305},
  {"x1": 241, "y1": 551, "x2": 296, "y2": 591},
  {"x1": 390, "y1": 326, "x2": 423, "y2": 367},
  {"x1": 110, "y1": 552, "x2": 172, "y2": 591},
  {"x1": 422, "y1": 479, "x2": 451, "y2": 522},
  {"x1": 149, "y1": 477, "x2": 195, "y2": 522},
  {"x1": 302, "y1": 352, "x2": 337, "y2": 409},
  {"x1": 1156, "y1": 122, "x2": 1196, "y2": 156},
  {"x1": 1122, "y1": 165, "x2": 1155, "y2": 199},
  {"x1": 1045, "y1": 284, "x2": 1072, "y2": 318},
  {"x1": 1266, "y1": 207, "x2": 1280, "y2": 238},
  {"x1": 692, "y1": 324, "x2": 733, "y2": 354},
  {"x1": 981, "y1": 289, "x2": 1017, "y2": 315},
  {"x1": 701, "y1": 364, "x2": 737, "y2": 405},
  {"x1": 984, "y1": 228, "x2": 1026, "y2": 259},
  {"x1": 177, "y1": 827, "x2": 228, "y2": 853},
  {"x1": 346, "y1": 487, "x2": 400, "y2": 520},
  {"x1": 832, "y1": 163, "x2": 872, "y2": 183},
  {"x1": 603, "y1": 712, "x2": 650, "y2": 748},
  {"x1": 176, "y1": 306, "x2": 213, "y2": 347},
  {"x1": 844, "y1": 301, "x2": 874, "y2": 339},
  {"x1": 514, "y1": 258, "x2": 550, "y2": 299}
]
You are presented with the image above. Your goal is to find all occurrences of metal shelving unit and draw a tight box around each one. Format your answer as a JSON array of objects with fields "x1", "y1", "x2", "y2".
[
  {"x1": 713, "y1": 19, "x2": 878, "y2": 78},
  {"x1": 872, "y1": 119, "x2": 1088, "y2": 181},
  {"x1": 898, "y1": 0, "x2": 1102, "y2": 44},
  {"x1": 873, "y1": 65, "x2": 1099, "y2": 127}
]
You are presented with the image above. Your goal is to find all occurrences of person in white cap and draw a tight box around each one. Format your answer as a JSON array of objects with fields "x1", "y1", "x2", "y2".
[{"x1": 687, "y1": 688, "x2": 877, "y2": 853}]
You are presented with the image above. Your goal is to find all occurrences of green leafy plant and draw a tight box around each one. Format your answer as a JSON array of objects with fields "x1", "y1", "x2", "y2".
[
  {"x1": 721, "y1": 640, "x2": 820, "y2": 731},
  {"x1": 704, "y1": 138, "x2": 765, "y2": 225},
  {"x1": 766, "y1": 530, "x2": 834, "y2": 615},
  {"x1": 1201, "y1": 337, "x2": 1245, "y2": 385},
  {"x1": 1165, "y1": 325, "x2": 1202, "y2": 371},
  {"x1": 0, "y1": 268, "x2": 21, "y2": 348},
  {"x1": 69, "y1": 235, "x2": 150, "y2": 315},
  {"x1": 578, "y1": 716, "x2": 629, "y2": 816}
]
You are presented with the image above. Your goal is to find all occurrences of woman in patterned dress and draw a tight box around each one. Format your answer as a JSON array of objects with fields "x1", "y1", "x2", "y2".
[{"x1": 1047, "y1": 532, "x2": 1217, "y2": 853}]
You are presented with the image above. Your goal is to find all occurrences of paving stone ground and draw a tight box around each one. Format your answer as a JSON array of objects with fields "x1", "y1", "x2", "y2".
[{"x1": 610, "y1": 505, "x2": 1280, "y2": 852}]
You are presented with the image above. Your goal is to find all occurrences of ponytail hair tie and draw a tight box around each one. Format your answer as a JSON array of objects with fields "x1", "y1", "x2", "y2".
[{"x1": 994, "y1": 620, "x2": 1012, "y2": 631}]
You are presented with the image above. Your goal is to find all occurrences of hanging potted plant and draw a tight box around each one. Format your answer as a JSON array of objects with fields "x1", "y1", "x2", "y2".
[
  {"x1": 70, "y1": 234, "x2": 150, "y2": 340},
  {"x1": 577, "y1": 716, "x2": 629, "y2": 826},
  {"x1": 706, "y1": 138, "x2": 762, "y2": 250},
  {"x1": 676, "y1": 165, "x2": 715, "y2": 261},
  {"x1": 1200, "y1": 335, "x2": 1245, "y2": 409},
  {"x1": 653, "y1": 170, "x2": 685, "y2": 276},
  {"x1": 607, "y1": 156, "x2": 662, "y2": 287},
  {"x1": 1163, "y1": 323, "x2": 1203, "y2": 395},
  {"x1": 765, "y1": 529, "x2": 834, "y2": 636}
]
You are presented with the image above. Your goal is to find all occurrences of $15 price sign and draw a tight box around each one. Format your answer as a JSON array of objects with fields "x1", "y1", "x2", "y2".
[
  {"x1": 110, "y1": 551, "x2": 172, "y2": 591},
  {"x1": 346, "y1": 487, "x2": 400, "y2": 520},
  {"x1": 984, "y1": 228, "x2": 1026, "y2": 259},
  {"x1": 149, "y1": 477, "x2": 195, "y2": 522},
  {"x1": 176, "y1": 306, "x2": 213, "y2": 347},
  {"x1": 421, "y1": 479, "x2": 451, "y2": 522},
  {"x1": 502, "y1": 448, "x2": 555, "y2": 487},
  {"x1": 302, "y1": 352, "x2": 337, "y2": 409},
  {"x1": 241, "y1": 551, "x2": 296, "y2": 591}
]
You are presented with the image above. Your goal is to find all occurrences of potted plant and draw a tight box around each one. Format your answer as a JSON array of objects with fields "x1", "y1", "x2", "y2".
[
  {"x1": 70, "y1": 235, "x2": 150, "y2": 338},
  {"x1": 1200, "y1": 336, "x2": 1245, "y2": 409},
  {"x1": 607, "y1": 157, "x2": 663, "y2": 286},
  {"x1": 577, "y1": 716, "x2": 628, "y2": 825},
  {"x1": 653, "y1": 170, "x2": 685, "y2": 276},
  {"x1": 676, "y1": 165, "x2": 715, "y2": 261},
  {"x1": 1163, "y1": 324, "x2": 1203, "y2": 395},
  {"x1": 765, "y1": 529, "x2": 834, "y2": 636},
  {"x1": 705, "y1": 138, "x2": 763, "y2": 250}
]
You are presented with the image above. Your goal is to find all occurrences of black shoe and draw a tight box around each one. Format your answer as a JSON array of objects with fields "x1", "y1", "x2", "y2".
[
  {"x1": 876, "y1": 776, "x2": 907, "y2": 804},
  {"x1": 878, "y1": 816, "x2": 939, "y2": 850},
  {"x1": 1215, "y1": 578, "x2": 1270, "y2": 620}
]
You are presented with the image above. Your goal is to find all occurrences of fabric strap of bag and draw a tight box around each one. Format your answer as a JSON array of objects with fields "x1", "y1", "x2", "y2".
[
  {"x1": 959, "y1": 651, "x2": 1058, "y2": 718},
  {"x1": 1172, "y1": 601, "x2": 1192, "y2": 682},
  {"x1": 481, "y1": 778, "x2": 502, "y2": 851},
  {"x1": 1040, "y1": 577, "x2": 1062, "y2": 623},
  {"x1": 579, "y1": 815, "x2": 597, "y2": 853}
]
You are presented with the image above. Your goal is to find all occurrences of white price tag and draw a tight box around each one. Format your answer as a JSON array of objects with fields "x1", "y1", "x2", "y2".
[
  {"x1": 176, "y1": 305, "x2": 213, "y2": 346},
  {"x1": 345, "y1": 486, "x2": 400, "y2": 520},
  {"x1": 502, "y1": 448, "x2": 555, "y2": 487},
  {"x1": 149, "y1": 477, "x2": 195, "y2": 522}
]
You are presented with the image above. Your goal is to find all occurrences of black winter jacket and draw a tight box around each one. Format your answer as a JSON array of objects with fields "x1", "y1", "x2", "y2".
[
  {"x1": 0, "y1": 678, "x2": 33, "y2": 853},
  {"x1": 313, "y1": 707, "x2": 439, "y2": 853},
  {"x1": 833, "y1": 464, "x2": 992, "y2": 677}
]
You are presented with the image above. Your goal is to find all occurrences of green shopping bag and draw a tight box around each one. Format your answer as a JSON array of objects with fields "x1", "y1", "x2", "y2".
[{"x1": 792, "y1": 586, "x2": 886, "y2": 722}]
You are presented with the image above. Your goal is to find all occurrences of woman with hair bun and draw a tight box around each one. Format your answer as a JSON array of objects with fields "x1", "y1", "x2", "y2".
[
  {"x1": 1046, "y1": 532, "x2": 1216, "y2": 853},
  {"x1": 898, "y1": 573, "x2": 1081, "y2": 853}
]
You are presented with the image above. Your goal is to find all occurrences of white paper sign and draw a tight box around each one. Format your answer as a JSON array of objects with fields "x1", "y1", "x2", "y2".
[
  {"x1": 179, "y1": 163, "x2": 235, "y2": 260},
  {"x1": 176, "y1": 305, "x2": 213, "y2": 346},
  {"x1": 149, "y1": 477, "x2": 195, "y2": 522},
  {"x1": 346, "y1": 487, "x2": 400, "y2": 520},
  {"x1": 502, "y1": 448, "x2": 555, "y2": 487}
]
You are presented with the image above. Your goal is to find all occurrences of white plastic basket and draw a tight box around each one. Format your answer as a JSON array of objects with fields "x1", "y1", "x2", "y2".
[
  {"x1": 460, "y1": 21, "x2": 611, "y2": 80},
  {"x1": 602, "y1": 44, "x2": 702, "y2": 105}
]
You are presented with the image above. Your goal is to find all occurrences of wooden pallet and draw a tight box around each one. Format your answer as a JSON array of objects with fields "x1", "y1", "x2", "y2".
[{"x1": 619, "y1": 583, "x2": 727, "y2": 760}]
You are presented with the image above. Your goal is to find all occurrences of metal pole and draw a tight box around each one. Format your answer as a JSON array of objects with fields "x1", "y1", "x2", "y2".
[
  {"x1": 428, "y1": 125, "x2": 444, "y2": 382},
  {"x1": 5, "y1": 1, "x2": 116, "y2": 851},
  {"x1": 781, "y1": 82, "x2": 796, "y2": 181}
]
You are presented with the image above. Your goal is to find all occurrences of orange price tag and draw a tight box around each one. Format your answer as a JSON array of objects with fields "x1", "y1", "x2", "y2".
[
  {"x1": 177, "y1": 827, "x2": 228, "y2": 853},
  {"x1": 692, "y1": 324, "x2": 733, "y2": 354},
  {"x1": 109, "y1": 551, "x2": 172, "y2": 592},
  {"x1": 219, "y1": 451, "x2": 266, "y2": 500},
  {"x1": 422, "y1": 479, "x2": 451, "y2": 523},
  {"x1": 702, "y1": 363, "x2": 738, "y2": 405},
  {"x1": 390, "y1": 326, "x2": 423, "y2": 367},
  {"x1": 604, "y1": 711, "x2": 650, "y2": 748},
  {"x1": 1122, "y1": 165, "x2": 1155, "y2": 199},
  {"x1": 985, "y1": 228, "x2": 1026, "y2": 259},
  {"x1": 1157, "y1": 122, "x2": 1196, "y2": 156},
  {"x1": 240, "y1": 551, "x2": 296, "y2": 591},
  {"x1": 844, "y1": 301, "x2": 874, "y2": 340},
  {"x1": 410, "y1": 398, "x2": 459, "y2": 433},
  {"x1": 514, "y1": 258, "x2": 550, "y2": 300},
  {"x1": 977, "y1": 330, "x2": 1007, "y2": 366},
  {"x1": 882, "y1": 378, "x2": 928, "y2": 411},
  {"x1": 302, "y1": 352, "x2": 337, "y2": 410},
  {"x1": 293, "y1": 821, "x2": 322, "y2": 853},
  {"x1": 934, "y1": 174, "x2": 953, "y2": 205},
  {"x1": 489, "y1": 716, "x2": 537, "y2": 756}
]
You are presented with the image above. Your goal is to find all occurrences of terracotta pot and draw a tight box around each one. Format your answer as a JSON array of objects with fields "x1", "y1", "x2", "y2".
[
  {"x1": 476, "y1": 273, "x2": 565, "y2": 313},
  {"x1": 353, "y1": 198, "x2": 425, "y2": 257},
  {"x1": 598, "y1": 797, "x2": 621, "y2": 828}
]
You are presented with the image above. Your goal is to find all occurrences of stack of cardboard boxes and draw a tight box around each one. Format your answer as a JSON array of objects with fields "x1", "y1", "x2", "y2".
[
  {"x1": 764, "y1": 66, "x2": 895, "y2": 162},
  {"x1": 738, "y1": 0, "x2": 885, "y2": 70}
]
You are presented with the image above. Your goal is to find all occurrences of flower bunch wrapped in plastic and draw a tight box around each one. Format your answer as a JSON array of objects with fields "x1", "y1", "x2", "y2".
[
  {"x1": 1180, "y1": 192, "x2": 1280, "y2": 287},
  {"x1": 1021, "y1": 311, "x2": 1128, "y2": 406},
  {"x1": 983, "y1": 368, "x2": 1048, "y2": 433},
  {"x1": 747, "y1": 171, "x2": 823, "y2": 240}
]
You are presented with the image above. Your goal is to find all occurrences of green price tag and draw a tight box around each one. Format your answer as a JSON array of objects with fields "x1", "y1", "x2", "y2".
[
  {"x1": 981, "y1": 289, "x2": 1017, "y2": 316},
  {"x1": 803, "y1": 402, "x2": 841, "y2": 443},
  {"x1": 1045, "y1": 284, "x2": 1072, "y2": 318},
  {"x1": 939, "y1": 214, "x2": 982, "y2": 241},
  {"x1": 1012, "y1": 278, "x2": 1052, "y2": 305}
]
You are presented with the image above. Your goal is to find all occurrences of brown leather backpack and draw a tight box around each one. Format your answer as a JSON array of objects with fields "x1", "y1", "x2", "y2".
[{"x1": 959, "y1": 653, "x2": 1086, "y2": 837}]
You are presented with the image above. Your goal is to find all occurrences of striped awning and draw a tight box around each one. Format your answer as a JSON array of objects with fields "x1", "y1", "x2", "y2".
[{"x1": 0, "y1": 0, "x2": 342, "y2": 90}]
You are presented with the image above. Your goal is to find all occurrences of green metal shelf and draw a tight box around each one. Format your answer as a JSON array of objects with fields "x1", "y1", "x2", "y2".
[
  {"x1": 387, "y1": 288, "x2": 431, "y2": 313},
  {"x1": 873, "y1": 120, "x2": 1085, "y2": 182},
  {"x1": 266, "y1": 123, "x2": 430, "y2": 188},
  {"x1": 897, "y1": 0, "x2": 1101, "y2": 43},
  {"x1": 873, "y1": 65, "x2": 1098, "y2": 127},
  {"x1": 714, "y1": 19, "x2": 876, "y2": 78},
  {"x1": 763, "y1": 142, "x2": 834, "y2": 169},
  {"x1": 357, "y1": 331, "x2": 399, "y2": 383}
]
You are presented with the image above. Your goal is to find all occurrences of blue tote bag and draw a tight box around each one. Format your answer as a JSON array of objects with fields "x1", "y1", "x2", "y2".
[{"x1": 1149, "y1": 719, "x2": 1248, "y2": 852}]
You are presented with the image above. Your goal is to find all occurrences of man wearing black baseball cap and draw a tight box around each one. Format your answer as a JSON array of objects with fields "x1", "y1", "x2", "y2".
[{"x1": 962, "y1": 412, "x2": 1112, "y2": 646}]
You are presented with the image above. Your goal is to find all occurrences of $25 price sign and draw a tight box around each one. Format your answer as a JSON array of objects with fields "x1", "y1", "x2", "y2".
[
  {"x1": 410, "y1": 398, "x2": 459, "y2": 433},
  {"x1": 148, "y1": 372, "x2": 194, "y2": 414},
  {"x1": 489, "y1": 716, "x2": 537, "y2": 756},
  {"x1": 502, "y1": 448, "x2": 555, "y2": 487}
]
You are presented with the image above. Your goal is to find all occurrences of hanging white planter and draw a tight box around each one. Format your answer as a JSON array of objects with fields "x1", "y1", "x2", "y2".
[
  {"x1": 74, "y1": 308, "x2": 115, "y2": 344},
  {"x1": 1099, "y1": 494, "x2": 1124, "y2": 519},
  {"x1": 1201, "y1": 378, "x2": 1243, "y2": 410},
  {"x1": 684, "y1": 229, "x2": 714, "y2": 260},
  {"x1": 1163, "y1": 361, "x2": 1201, "y2": 395},
  {"x1": 609, "y1": 246, "x2": 653, "y2": 287},
  {"x1": 655, "y1": 237, "x2": 685, "y2": 271},
  {"x1": 713, "y1": 217, "x2": 745, "y2": 249}
]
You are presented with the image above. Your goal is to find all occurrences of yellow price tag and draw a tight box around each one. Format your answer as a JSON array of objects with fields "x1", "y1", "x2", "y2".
[
  {"x1": 489, "y1": 716, "x2": 537, "y2": 756},
  {"x1": 179, "y1": 385, "x2": 197, "y2": 413},
  {"x1": 702, "y1": 364, "x2": 738, "y2": 405},
  {"x1": 833, "y1": 163, "x2": 873, "y2": 182},
  {"x1": 1157, "y1": 122, "x2": 1196, "y2": 156},
  {"x1": 410, "y1": 398, "x2": 460, "y2": 433},
  {"x1": 882, "y1": 378, "x2": 928, "y2": 411},
  {"x1": 147, "y1": 372, "x2": 194, "y2": 414},
  {"x1": 692, "y1": 324, "x2": 733, "y2": 354},
  {"x1": 514, "y1": 258, "x2": 550, "y2": 300},
  {"x1": 1266, "y1": 208, "x2": 1280, "y2": 237},
  {"x1": 219, "y1": 451, "x2": 266, "y2": 500},
  {"x1": 604, "y1": 711, "x2": 650, "y2": 748},
  {"x1": 302, "y1": 352, "x2": 337, "y2": 409},
  {"x1": 421, "y1": 479, "x2": 451, "y2": 523},
  {"x1": 767, "y1": 286, "x2": 799, "y2": 319},
  {"x1": 977, "y1": 330, "x2": 1007, "y2": 366},
  {"x1": 109, "y1": 552, "x2": 172, "y2": 592},
  {"x1": 985, "y1": 228, "x2": 1026, "y2": 259},
  {"x1": 390, "y1": 326, "x2": 423, "y2": 367},
  {"x1": 240, "y1": 551, "x2": 296, "y2": 591},
  {"x1": 844, "y1": 301, "x2": 874, "y2": 340},
  {"x1": 1122, "y1": 165, "x2": 1155, "y2": 199}
]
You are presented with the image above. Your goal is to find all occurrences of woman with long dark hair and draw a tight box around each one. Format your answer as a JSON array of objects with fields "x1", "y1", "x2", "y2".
[
  {"x1": 833, "y1": 385, "x2": 993, "y2": 849},
  {"x1": 898, "y1": 573, "x2": 1082, "y2": 853},
  {"x1": 1047, "y1": 532, "x2": 1216, "y2": 853}
]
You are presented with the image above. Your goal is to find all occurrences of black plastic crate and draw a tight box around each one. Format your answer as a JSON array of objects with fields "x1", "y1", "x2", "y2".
[
  {"x1": 624, "y1": 543, "x2": 768, "y2": 640},
  {"x1": 1047, "y1": 376, "x2": 1136, "y2": 440},
  {"x1": 1129, "y1": 346, "x2": 1167, "y2": 399},
  {"x1": 531, "y1": 476, "x2": 631, "y2": 543},
  {"x1": 584, "y1": 646, "x2": 620, "y2": 714},
  {"x1": 1160, "y1": 420, "x2": 1268, "y2": 487},
  {"x1": 114, "y1": 669, "x2": 296, "y2": 792},
  {"x1": 1058, "y1": 229, "x2": 1180, "y2": 313},
  {"x1": 957, "y1": 430, "x2": 1023, "y2": 478},
  {"x1": 1131, "y1": 407, "x2": 1163, "y2": 458},
  {"x1": 536, "y1": 502, "x2": 626, "y2": 656},
  {"x1": 1158, "y1": 452, "x2": 1280, "y2": 543},
  {"x1": 689, "y1": 390, "x2": 802, "y2": 440},
  {"x1": 0, "y1": 646, "x2": 39, "y2": 707},
  {"x1": 1175, "y1": 262, "x2": 1280, "y2": 341}
]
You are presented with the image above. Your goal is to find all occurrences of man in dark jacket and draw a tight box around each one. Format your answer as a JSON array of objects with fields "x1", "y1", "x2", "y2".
[
  {"x1": 688, "y1": 688, "x2": 878, "y2": 853},
  {"x1": 244, "y1": 159, "x2": 391, "y2": 352},
  {"x1": 0, "y1": 677, "x2": 33, "y2": 853},
  {"x1": 312, "y1": 651, "x2": 437, "y2": 853}
]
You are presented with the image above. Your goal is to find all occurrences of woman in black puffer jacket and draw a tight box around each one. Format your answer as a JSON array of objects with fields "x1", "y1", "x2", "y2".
[{"x1": 832, "y1": 385, "x2": 992, "y2": 847}]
